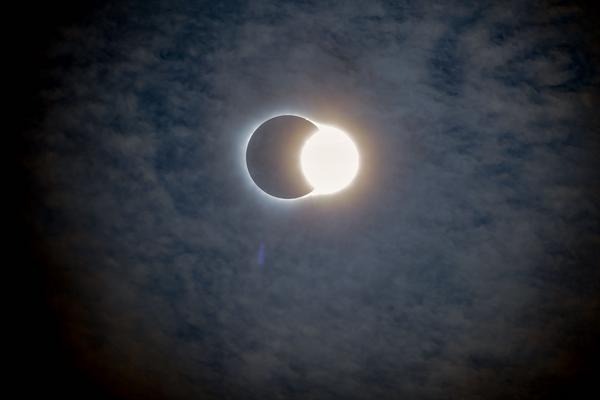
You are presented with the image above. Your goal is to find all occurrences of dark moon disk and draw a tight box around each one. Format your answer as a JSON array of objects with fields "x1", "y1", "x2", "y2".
[{"x1": 246, "y1": 115, "x2": 318, "y2": 199}]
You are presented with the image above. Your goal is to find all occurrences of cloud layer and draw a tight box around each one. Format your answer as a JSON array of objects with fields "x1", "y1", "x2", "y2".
[{"x1": 24, "y1": 1, "x2": 600, "y2": 399}]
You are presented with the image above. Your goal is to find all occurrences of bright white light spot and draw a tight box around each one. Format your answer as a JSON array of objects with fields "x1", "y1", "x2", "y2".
[{"x1": 300, "y1": 125, "x2": 360, "y2": 195}]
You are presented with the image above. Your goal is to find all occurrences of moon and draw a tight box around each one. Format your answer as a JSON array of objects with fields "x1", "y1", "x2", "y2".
[
  {"x1": 245, "y1": 115, "x2": 318, "y2": 199},
  {"x1": 245, "y1": 114, "x2": 360, "y2": 200}
]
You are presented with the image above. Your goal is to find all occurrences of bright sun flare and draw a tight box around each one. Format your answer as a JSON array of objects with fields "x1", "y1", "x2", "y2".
[{"x1": 300, "y1": 125, "x2": 360, "y2": 195}]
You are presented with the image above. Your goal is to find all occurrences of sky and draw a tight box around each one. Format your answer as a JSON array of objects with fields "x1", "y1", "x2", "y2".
[{"x1": 16, "y1": 0, "x2": 600, "y2": 399}]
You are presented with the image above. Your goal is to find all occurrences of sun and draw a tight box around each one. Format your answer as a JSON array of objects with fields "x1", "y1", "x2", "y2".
[{"x1": 300, "y1": 124, "x2": 360, "y2": 195}]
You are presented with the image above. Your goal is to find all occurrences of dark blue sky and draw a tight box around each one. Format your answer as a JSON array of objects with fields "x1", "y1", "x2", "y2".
[{"x1": 18, "y1": 1, "x2": 600, "y2": 399}]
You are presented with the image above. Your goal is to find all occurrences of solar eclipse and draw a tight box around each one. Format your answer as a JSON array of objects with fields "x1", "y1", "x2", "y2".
[{"x1": 245, "y1": 115, "x2": 360, "y2": 200}]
